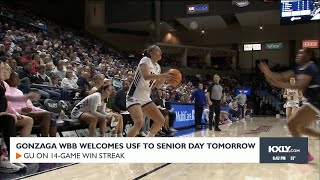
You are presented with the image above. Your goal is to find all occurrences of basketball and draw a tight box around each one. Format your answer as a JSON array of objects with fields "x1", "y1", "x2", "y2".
[{"x1": 167, "y1": 69, "x2": 182, "y2": 85}]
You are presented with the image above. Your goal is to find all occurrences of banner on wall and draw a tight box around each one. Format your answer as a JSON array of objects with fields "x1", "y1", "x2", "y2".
[
  {"x1": 302, "y1": 40, "x2": 319, "y2": 49},
  {"x1": 265, "y1": 42, "x2": 283, "y2": 50}
]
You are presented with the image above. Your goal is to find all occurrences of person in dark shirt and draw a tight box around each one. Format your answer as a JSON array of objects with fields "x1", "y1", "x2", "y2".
[
  {"x1": 191, "y1": 83, "x2": 206, "y2": 129},
  {"x1": 113, "y1": 80, "x2": 130, "y2": 113},
  {"x1": 113, "y1": 80, "x2": 132, "y2": 136},
  {"x1": 259, "y1": 48, "x2": 320, "y2": 162},
  {"x1": 77, "y1": 72, "x2": 91, "y2": 97}
]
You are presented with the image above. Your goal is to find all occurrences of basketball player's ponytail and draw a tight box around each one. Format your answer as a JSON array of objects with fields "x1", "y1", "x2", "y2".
[
  {"x1": 143, "y1": 49, "x2": 149, "y2": 57},
  {"x1": 143, "y1": 45, "x2": 159, "y2": 58}
]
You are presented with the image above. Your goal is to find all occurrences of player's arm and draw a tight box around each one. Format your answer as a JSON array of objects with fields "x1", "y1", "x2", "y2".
[
  {"x1": 206, "y1": 92, "x2": 212, "y2": 105},
  {"x1": 154, "y1": 78, "x2": 165, "y2": 89},
  {"x1": 272, "y1": 70, "x2": 295, "y2": 81},
  {"x1": 259, "y1": 62, "x2": 295, "y2": 81},
  {"x1": 276, "y1": 74, "x2": 311, "y2": 90},
  {"x1": 283, "y1": 89, "x2": 287, "y2": 98},
  {"x1": 140, "y1": 64, "x2": 172, "y2": 81}
]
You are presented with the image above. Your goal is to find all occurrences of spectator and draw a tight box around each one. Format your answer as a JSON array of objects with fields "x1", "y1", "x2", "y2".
[
  {"x1": 236, "y1": 90, "x2": 247, "y2": 119},
  {"x1": 61, "y1": 69, "x2": 78, "y2": 89},
  {"x1": 6, "y1": 72, "x2": 56, "y2": 137},
  {"x1": 190, "y1": 83, "x2": 206, "y2": 129},
  {"x1": 89, "y1": 74, "x2": 104, "y2": 95},
  {"x1": 54, "y1": 60, "x2": 66, "y2": 80}
]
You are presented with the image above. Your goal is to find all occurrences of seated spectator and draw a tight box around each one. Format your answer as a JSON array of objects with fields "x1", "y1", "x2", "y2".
[
  {"x1": 16, "y1": 61, "x2": 36, "y2": 82},
  {"x1": 104, "y1": 86, "x2": 124, "y2": 137},
  {"x1": 112, "y1": 74, "x2": 122, "y2": 91},
  {"x1": 113, "y1": 80, "x2": 132, "y2": 134},
  {"x1": 20, "y1": 49, "x2": 37, "y2": 73},
  {"x1": 77, "y1": 72, "x2": 91, "y2": 90},
  {"x1": 5, "y1": 72, "x2": 56, "y2": 137},
  {"x1": 8, "y1": 57, "x2": 17, "y2": 71},
  {"x1": 45, "y1": 62, "x2": 55, "y2": 77},
  {"x1": 54, "y1": 60, "x2": 66, "y2": 80},
  {"x1": 50, "y1": 75, "x2": 61, "y2": 88},
  {"x1": 75, "y1": 64, "x2": 83, "y2": 78},
  {"x1": 61, "y1": 70, "x2": 78, "y2": 89},
  {"x1": 2, "y1": 65, "x2": 33, "y2": 137},
  {"x1": 89, "y1": 74, "x2": 104, "y2": 95},
  {"x1": 152, "y1": 89, "x2": 173, "y2": 135},
  {"x1": 35, "y1": 65, "x2": 61, "y2": 100}
]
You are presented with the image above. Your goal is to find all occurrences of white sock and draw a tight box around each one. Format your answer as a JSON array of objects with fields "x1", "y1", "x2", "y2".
[
  {"x1": 117, "y1": 133, "x2": 123, "y2": 137},
  {"x1": 111, "y1": 134, "x2": 117, "y2": 137},
  {"x1": 147, "y1": 133, "x2": 155, "y2": 137}
]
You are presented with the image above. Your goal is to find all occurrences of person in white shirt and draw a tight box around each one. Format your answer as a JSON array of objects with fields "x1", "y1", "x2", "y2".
[
  {"x1": 283, "y1": 77, "x2": 303, "y2": 119},
  {"x1": 61, "y1": 70, "x2": 78, "y2": 89},
  {"x1": 71, "y1": 84, "x2": 117, "y2": 137},
  {"x1": 126, "y1": 45, "x2": 174, "y2": 137}
]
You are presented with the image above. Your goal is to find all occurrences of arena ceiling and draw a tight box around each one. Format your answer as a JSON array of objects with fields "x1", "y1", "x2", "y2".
[{"x1": 107, "y1": 9, "x2": 280, "y2": 33}]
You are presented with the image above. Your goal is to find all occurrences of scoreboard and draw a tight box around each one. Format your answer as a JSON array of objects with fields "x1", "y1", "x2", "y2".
[{"x1": 281, "y1": 0, "x2": 320, "y2": 24}]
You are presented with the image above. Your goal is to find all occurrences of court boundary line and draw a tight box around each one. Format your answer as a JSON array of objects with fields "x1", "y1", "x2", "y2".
[
  {"x1": 132, "y1": 163, "x2": 171, "y2": 180},
  {"x1": 13, "y1": 163, "x2": 77, "y2": 180}
]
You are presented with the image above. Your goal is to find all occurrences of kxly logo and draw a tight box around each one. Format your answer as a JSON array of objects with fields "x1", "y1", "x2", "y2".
[{"x1": 268, "y1": 146, "x2": 300, "y2": 153}]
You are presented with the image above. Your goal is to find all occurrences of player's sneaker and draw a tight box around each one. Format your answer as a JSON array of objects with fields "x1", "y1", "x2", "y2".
[{"x1": 0, "y1": 158, "x2": 22, "y2": 173}]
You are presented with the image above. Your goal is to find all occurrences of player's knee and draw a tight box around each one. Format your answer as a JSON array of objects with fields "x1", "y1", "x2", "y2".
[
  {"x1": 133, "y1": 119, "x2": 143, "y2": 128},
  {"x1": 157, "y1": 116, "x2": 165, "y2": 125},
  {"x1": 287, "y1": 120, "x2": 296, "y2": 129}
]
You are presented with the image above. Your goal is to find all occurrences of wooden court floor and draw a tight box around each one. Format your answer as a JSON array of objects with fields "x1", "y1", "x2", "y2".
[{"x1": 22, "y1": 117, "x2": 320, "y2": 180}]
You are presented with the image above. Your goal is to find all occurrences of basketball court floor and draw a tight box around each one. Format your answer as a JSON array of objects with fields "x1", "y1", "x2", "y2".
[{"x1": 4, "y1": 117, "x2": 320, "y2": 180}]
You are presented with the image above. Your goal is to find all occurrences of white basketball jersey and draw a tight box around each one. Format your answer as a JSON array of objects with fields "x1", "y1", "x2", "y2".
[
  {"x1": 286, "y1": 89, "x2": 299, "y2": 102},
  {"x1": 127, "y1": 57, "x2": 161, "y2": 99}
]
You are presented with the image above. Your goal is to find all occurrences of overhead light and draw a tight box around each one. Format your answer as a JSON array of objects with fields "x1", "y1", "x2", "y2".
[
  {"x1": 259, "y1": 25, "x2": 263, "y2": 30},
  {"x1": 201, "y1": 29, "x2": 205, "y2": 34}
]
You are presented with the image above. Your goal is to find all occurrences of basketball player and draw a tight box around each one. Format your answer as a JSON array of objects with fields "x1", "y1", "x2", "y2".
[
  {"x1": 283, "y1": 78, "x2": 303, "y2": 118},
  {"x1": 126, "y1": 45, "x2": 174, "y2": 137},
  {"x1": 71, "y1": 84, "x2": 118, "y2": 137},
  {"x1": 259, "y1": 48, "x2": 320, "y2": 162}
]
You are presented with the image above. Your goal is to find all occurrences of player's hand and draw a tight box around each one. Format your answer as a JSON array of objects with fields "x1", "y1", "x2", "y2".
[
  {"x1": 161, "y1": 73, "x2": 176, "y2": 81},
  {"x1": 207, "y1": 101, "x2": 212, "y2": 106}
]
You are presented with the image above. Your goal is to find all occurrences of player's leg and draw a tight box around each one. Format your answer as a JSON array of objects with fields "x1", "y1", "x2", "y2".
[
  {"x1": 78, "y1": 113, "x2": 98, "y2": 137},
  {"x1": 287, "y1": 104, "x2": 318, "y2": 162},
  {"x1": 127, "y1": 105, "x2": 144, "y2": 137},
  {"x1": 142, "y1": 102, "x2": 165, "y2": 137}
]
